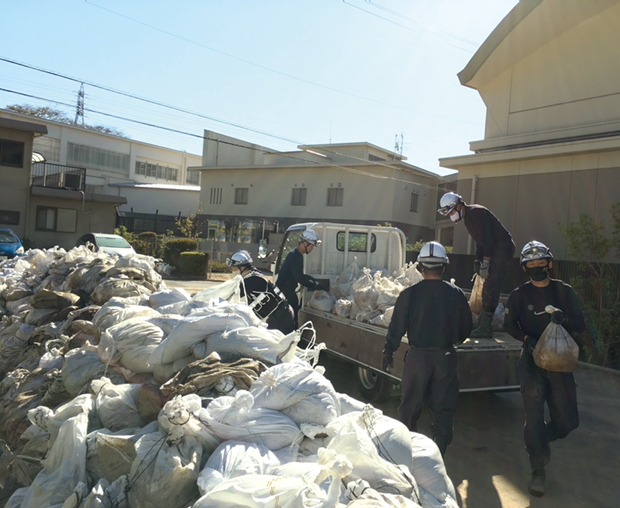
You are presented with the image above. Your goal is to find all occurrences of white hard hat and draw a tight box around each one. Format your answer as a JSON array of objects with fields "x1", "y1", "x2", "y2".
[
  {"x1": 226, "y1": 250, "x2": 253, "y2": 267},
  {"x1": 437, "y1": 192, "x2": 463, "y2": 216},
  {"x1": 417, "y1": 241, "x2": 449, "y2": 267},
  {"x1": 300, "y1": 230, "x2": 322, "y2": 246}
]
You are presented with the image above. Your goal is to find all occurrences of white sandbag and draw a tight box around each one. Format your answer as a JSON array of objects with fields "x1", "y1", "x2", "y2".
[
  {"x1": 6, "y1": 295, "x2": 32, "y2": 316},
  {"x1": 201, "y1": 391, "x2": 302, "y2": 450},
  {"x1": 148, "y1": 288, "x2": 191, "y2": 310},
  {"x1": 409, "y1": 433, "x2": 456, "y2": 502},
  {"x1": 331, "y1": 257, "x2": 361, "y2": 298},
  {"x1": 332, "y1": 298, "x2": 352, "y2": 318},
  {"x1": 18, "y1": 413, "x2": 88, "y2": 508},
  {"x1": 197, "y1": 440, "x2": 282, "y2": 495},
  {"x1": 369, "y1": 306, "x2": 395, "y2": 328},
  {"x1": 91, "y1": 377, "x2": 144, "y2": 431},
  {"x1": 191, "y1": 275, "x2": 243, "y2": 305},
  {"x1": 61, "y1": 349, "x2": 107, "y2": 396},
  {"x1": 91, "y1": 278, "x2": 152, "y2": 305},
  {"x1": 92, "y1": 299, "x2": 159, "y2": 339},
  {"x1": 376, "y1": 278, "x2": 403, "y2": 312},
  {"x1": 205, "y1": 326, "x2": 300, "y2": 365},
  {"x1": 418, "y1": 487, "x2": 459, "y2": 508},
  {"x1": 39, "y1": 349, "x2": 64, "y2": 371},
  {"x1": 250, "y1": 362, "x2": 340, "y2": 426},
  {"x1": 5, "y1": 487, "x2": 28, "y2": 508},
  {"x1": 534, "y1": 307, "x2": 579, "y2": 372},
  {"x1": 128, "y1": 431, "x2": 202, "y2": 508},
  {"x1": 338, "y1": 393, "x2": 370, "y2": 415},
  {"x1": 308, "y1": 290, "x2": 335, "y2": 312},
  {"x1": 354, "y1": 284, "x2": 379, "y2": 313},
  {"x1": 346, "y1": 480, "x2": 422, "y2": 507},
  {"x1": 158, "y1": 394, "x2": 221, "y2": 457},
  {"x1": 351, "y1": 267, "x2": 373, "y2": 293},
  {"x1": 152, "y1": 355, "x2": 195, "y2": 383},
  {"x1": 98, "y1": 318, "x2": 164, "y2": 373},
  {"x1": 149, "y1": 302, "x2": 261, "y2": 365},
  {"x1": 326, "y1": 409, "x2": 419, "y2": 500}
]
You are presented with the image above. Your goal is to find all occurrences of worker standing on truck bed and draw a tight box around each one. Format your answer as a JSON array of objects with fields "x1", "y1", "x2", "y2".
[
  {"x1": 438, "y1": 192, "x2": 515, "y2": 338},
  {"x1": 275, "y1": 230, "x2": 321, "y2": 327},
  {"x1": 382, "y1": 241, "x2": 473, "y2": 456},
  {"x1": 504, "y1": 241, "x2": 586, "y2": 498},
  {"x1": 227, "y1": 250, "x2": 296, "y2": 334}
]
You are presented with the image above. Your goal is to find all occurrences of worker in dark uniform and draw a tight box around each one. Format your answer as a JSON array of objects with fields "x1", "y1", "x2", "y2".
[
  {"x1": 275, "y1": 230, "x2": 321, "y2": 327},
  {"x1": 226, "y1": 250, "x2": 295, "y2": 334},
  {"x1": 382, "y1": 241, "x2": 473, "y2": 456},
  {"x1": 504, "y1": 241, "x2": 585, "y2": 497},
  {"x1": 438, "y1": 192, "x2": 515, "y2": 338}
]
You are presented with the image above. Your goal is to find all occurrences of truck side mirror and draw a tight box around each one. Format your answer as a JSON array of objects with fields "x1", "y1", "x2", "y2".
[{"x1": 257, "y1": 239, "x2": 275, "y2": 261}]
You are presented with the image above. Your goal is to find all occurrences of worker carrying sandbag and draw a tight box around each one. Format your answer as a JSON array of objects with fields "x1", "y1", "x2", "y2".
[
  {"x1": 275, "y1": 230, "x2": 322, "y2": 327},
  {"x1": 438, "y1": 192, "x2": 515, "y2": 338},
  {"x1": 382, "y1": 241, "x2": 473, "y2": 456},
  {"x1": 504, "y1": 241, "x2": 586, "y2": 498},
  {"x1": 227, "y1": 250, "x2": 295, "y2": 334}
]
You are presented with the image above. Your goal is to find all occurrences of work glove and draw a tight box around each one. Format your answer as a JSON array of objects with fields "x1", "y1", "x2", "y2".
[
  {"x1": 307, "y1": 277, "x2": 319, "y2": 291},
  {"x1": 382, "y1": 353, "x2": 394, "y2": 372},
  {"x1": 473, "y1": 260, "x2": 481, "y2": 275},
  {"x1": 551, "y1": 309, "x2": 565, "y2": 324},
  {"x1": 479, "y1": 260, "x2": 490, "y2": 279},
  {"x1": 524, "y1": 335, "x2": 537, "y2": 355}
]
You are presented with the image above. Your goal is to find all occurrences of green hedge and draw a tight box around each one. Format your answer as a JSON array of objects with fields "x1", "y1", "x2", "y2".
[
  {"x1": 178, "y1": 251, "x2": 208, "y2": 276},
  {"x1": 162, "y1": 238, "x2": 199, "y2": 266}
]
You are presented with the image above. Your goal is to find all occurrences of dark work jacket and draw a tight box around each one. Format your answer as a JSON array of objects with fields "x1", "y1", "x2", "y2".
[
  {"x1": 384, "y1": 279, "x2": 473, "y2": 355},
  {"x1": 504, "y1": 279, "x2": 586, "y2": 347},
  {"x1": 275, "y1": 249, "x2": 315, "y2": 304},
  {"x1": 463, "y1": 204, "x2": 515, "y2": 260}
]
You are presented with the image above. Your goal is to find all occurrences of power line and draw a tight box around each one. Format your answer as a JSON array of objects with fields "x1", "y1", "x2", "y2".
[
  {"x1": 0, "y1": 87, "x2": 444, "y2": 191},
  {"x1": 82, "y1": 0, "x2": 478, "y2": 120}
]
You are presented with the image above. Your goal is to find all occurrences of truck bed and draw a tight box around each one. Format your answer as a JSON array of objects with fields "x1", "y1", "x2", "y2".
[{"x1": 299, "y1": 307, "x2": 522, "y2": 392}]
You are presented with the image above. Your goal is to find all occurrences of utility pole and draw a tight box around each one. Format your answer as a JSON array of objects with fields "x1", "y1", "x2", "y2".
[{"x1": 74, "y1": 83, "x2": 85, "y2": 126}]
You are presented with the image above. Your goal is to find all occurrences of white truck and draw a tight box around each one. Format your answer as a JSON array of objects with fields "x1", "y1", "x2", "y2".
[{"x1": 264, "y1": 222, "x2": 522, "y2": 402}]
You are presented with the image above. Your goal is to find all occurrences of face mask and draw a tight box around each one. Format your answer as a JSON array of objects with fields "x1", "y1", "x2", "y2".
[
  {"x1": 525, "y1": 265, "x2": 549, "y2": 281},
  {"x1": 450, "y1": 210, "x2": 461, "y2": 223}
]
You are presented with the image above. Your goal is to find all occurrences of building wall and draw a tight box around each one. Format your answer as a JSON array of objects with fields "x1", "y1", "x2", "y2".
[{"x1": 0, "y1": 126, "x2": 35, "y2": 238}]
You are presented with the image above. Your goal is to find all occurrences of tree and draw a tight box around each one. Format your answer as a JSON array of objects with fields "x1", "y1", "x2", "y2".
[
  {"x1": 175, "y1": 213, "x2": 203, "y2": 239},
  {"x1": 559, "y1": 203, "x2": 620, "y2": 367},
  {"x1": 7, "y1": 104, "x2": 128, "y2": 138}
]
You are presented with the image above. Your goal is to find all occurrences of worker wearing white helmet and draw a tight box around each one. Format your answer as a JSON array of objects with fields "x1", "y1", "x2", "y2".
[
  {"x1": 275, "y1": 229, "x2": 321, "y2": 327},
  {"x1": 382, "y1": 241, "x2": 473, "y2": 456},
  {"x1": 438, "y1": 191, "x2": 515, "y2": 338},
  {"x1": 227, "y1": 250, "x2": 295, "y2": 334}
]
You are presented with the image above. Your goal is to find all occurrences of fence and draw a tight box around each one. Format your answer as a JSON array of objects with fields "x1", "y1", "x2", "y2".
[{"x1": 31, "y1": 162, "x2": 86, "y2": 191}]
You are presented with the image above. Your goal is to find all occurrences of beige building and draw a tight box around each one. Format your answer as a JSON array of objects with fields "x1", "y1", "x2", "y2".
[
  {"x1": 0, "y1": 109, "x2": 202, "y2": 240},
  {"x1": 192, "y1": 131, "x2": 440, "y2": 259},
  {"x1": 439, "y1": 0, "x2": 620, "y2": 261}
]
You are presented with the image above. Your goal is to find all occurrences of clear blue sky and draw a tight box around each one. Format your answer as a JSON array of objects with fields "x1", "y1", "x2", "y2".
[{"x1": 0, "y1": 0, "x2": 518, "y2": 176}]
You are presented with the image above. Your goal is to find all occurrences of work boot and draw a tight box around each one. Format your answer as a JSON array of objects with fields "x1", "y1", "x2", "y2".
[
  {"x1": 529, "y1": 469, "x2": 545, "y2": 497},
  {"x1": 470, "y1": 311, "x2": 493, "y2": 338}
]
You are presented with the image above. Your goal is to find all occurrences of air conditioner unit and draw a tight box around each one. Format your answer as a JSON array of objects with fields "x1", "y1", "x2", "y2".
[{"x1": 64, "y1": 173, "x2": 82, "y2": 191}]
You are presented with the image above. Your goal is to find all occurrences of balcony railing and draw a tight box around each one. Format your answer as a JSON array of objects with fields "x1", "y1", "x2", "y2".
[{"x1": 32, "y1": 162, "x2": 86, "y2": 192}]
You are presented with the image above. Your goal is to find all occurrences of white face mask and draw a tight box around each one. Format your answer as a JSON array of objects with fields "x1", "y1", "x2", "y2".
[{"x1": 450, "y1": 210, "x2": 461, "y2": 223}]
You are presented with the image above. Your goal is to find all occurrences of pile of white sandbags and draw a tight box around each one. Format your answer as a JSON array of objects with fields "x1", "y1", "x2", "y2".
[{"x1": 0, "y1": 247, "x2": 458, "y2": 508}]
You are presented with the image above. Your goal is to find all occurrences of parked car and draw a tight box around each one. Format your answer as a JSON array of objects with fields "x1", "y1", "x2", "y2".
[
  {"x1": 0, "y1": 228, "x2": 24, "y2": 259},
  {"x1": 76, "y1": 233, "x2": 136, "y2": 257}
]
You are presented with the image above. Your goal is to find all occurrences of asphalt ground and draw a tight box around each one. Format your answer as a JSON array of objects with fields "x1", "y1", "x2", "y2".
[{"x1": 165, "y1": 278, "x2": 620, "y2": 508}]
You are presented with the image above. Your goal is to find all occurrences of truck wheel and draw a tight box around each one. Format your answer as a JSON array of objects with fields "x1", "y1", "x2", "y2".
[{"x1": 356, "y1": 367, "x2": 392, "y2": 402}]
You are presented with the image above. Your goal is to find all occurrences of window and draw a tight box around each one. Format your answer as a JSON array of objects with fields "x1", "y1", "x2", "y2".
[
  {"x1": 33, "y1": 137, "x2": 60, "y2": 161},
  {"x1": 291, "y1": 187, "x2": 307, "y2": 206},
  {"x1": 410, "y1": 192, "x2": 419, "y2": 213},
  {"x1": 186, "y1": 171, "x2": 200, "y2": 185},
  {"x1": 35, "y1": 206, "x2": 77, "y2": 232},
  {"x1": 0, "y1": 210, "x2": 19, "y2": 225},
  {"x1": 327, "y1": 187, "x2": 344, "y2": 207},
  {"x1": 210, "y1": 187, "x2": 222, "y2": 205},
  {"x1": 0, "y1": 139, "x2": 25, "y2": 167},
  {"x1": 336, "y1": 232, "x2": 377, "y2": 252},
  {"x1": 368, "y1": 154, "x2": 385, "y2": 162},
  {"x1": 235, "y1": 187, "x2": 249, "y2": 205},
  {"x1": 135, "y1": 161, "x2": 179, "y2": 182},
  {"x1": 67, "y1": 142, "x2": 129, "y2": 173}
]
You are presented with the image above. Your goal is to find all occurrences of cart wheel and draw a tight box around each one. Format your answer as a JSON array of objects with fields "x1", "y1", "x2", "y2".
[{"x1": 356, "y1": 367, "x2": 392, "y2": 402}]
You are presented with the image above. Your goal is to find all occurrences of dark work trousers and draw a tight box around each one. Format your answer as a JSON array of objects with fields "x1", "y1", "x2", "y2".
[
  {"x1": 283, "y1": 291, "x2": 300, "y2": 328},
  {"x1": 519, "y1": 350, "x2": 579, "y2": 466},
  {"x1": 266, "y1": 303, "x2": 296, "y2": 334},
  {"x1": 398, "y1": 347, "x2": 459, "y2": 455},
  {"x1": 482, "y1": 251, "x2": 513, "y2": 313}
]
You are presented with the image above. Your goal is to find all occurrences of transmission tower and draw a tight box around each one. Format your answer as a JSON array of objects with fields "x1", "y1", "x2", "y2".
[{"x1": 74, "y1": 83, "x2": 85, "y2": 126}]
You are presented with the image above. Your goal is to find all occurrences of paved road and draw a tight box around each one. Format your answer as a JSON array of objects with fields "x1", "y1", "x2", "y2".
[{"x1": 165, "y1": 278, "x2": 620, "y2": 507}]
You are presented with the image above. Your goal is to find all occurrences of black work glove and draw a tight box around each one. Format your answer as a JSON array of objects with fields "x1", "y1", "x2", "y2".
[
  {"x1": 382, "y1": 353, "x2": 394, "y2": 372},
  {"x1": 473, "y1": 260, "x2": 481, "y2": 275},
  {"x1": 524, "y1": 335, "x2": 537, "y2": 355},
  {"x1": 551, "y1": 310, "x2": 565, "y2": 324}
]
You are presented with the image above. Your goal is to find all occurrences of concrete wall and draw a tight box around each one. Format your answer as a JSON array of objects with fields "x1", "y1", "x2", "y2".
[{"x1": 0, "y1": 126, "x2": 35, "y2": 238}]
